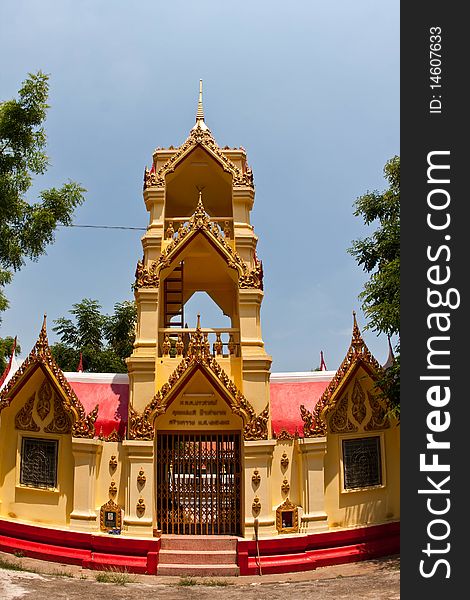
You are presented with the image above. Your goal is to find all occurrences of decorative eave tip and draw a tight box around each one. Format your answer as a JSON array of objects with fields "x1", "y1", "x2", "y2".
[
  {"x1": 383, "y1": 335, "x2": 395, "y2": 369},
  {"x1": 192, "y1": 79, "x2": 209, "y2": 132}
]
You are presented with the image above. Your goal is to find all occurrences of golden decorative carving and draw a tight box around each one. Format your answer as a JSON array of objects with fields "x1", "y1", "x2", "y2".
[
  {"x1": 144, "y1": 126, "x2": 254, "y2": 190},
  {"x1": 137, "y1": 325, "x2": 257, "y2": 434},
  {"x1": 165, "y1": 221, "x2": 175, "y2": 239},
  {"x1": 100, "y1": 499, "x2": 122, "y2": 532},
  {"x1": 72, "y1": 404, "x2": 99, "y2": 438},
  {"x1": 137, "y1": 469, "x2": 146, "y2": 486},
  {"x1": 239, "y1": 257, "x2": 263, "y2": 291},
  {"x1": 0, "y1": 317, "x2": 96, "y2": 438},
  {"x1": 45, "y1": 393, "x2": 72, "y2": 434},
  {"x1": 104, "y1": 428, "x2": 122, "y2": 442},
  {"x1": 175, "y1": 334, "x2": 184, "y2": 356},
  {"x1": 281, "y1": 479, "x2": 290, "y2": 494},
  {"x1": 109, "y1": 455, "x2": 118, "y2": 470},
  {"x1": 310, "y1": 313, "x2": 384, "y2": 435},
  {"x1": 153, "y1": 198, "x2": 263, "y2": 291},
  {"x1": 329, "y1": 394, "x2": 357, "y2": 434},
  {"x1": 276, "y1": 498, "x2": 299, "y2": 534},
  {"x1": 213, "y1": 333, "x2": 223, "y2": 356},
  {"x1": 300, "y1": 403, "x2": 326, "y2": 438},
  {"x1": 136, "y1": 498, "x2": 146, "y2": 515},
  {"x1": 15, "y1": 394, "x2": 40, "y2": 432},
  {"x1": 281, "y1": 452, "x2": 289, "y2": 469},
  {"x1": 277, "y1": 429, "x2": 294, "y2": 440},
  {"x1": 252, "y1": 469, "x2": 261, "y2": 485},
  {"x1": 252, "y1": 496, "x2": 261, "y2": 515},
  {"x1": 351, "y1": 380, "x2": 367, "y2": 425},
  {"x1": 162, "y1": 334, "x2": 171, "y2": 356},
  {"x1": 134, "y1": 259, "x2": 159, "y2": 290},
  {"x1": 227, "y1": 335, "x2": 236, "y2": 356},
  {"x1": 127, "y1": 406, "x2": 154, "y2": 440},
  {"x1": 109, "y1": 481, "x2": 117, "y2": 497},
  {"x1": 365, "y1": 392, "x2": 390, "y2": 431},
  {"x1": 36, "y1": 380, "x2": 52, "y2": 421},
  {"x1": 243, "y1": 403, "x2": 270, "y2": 441}
]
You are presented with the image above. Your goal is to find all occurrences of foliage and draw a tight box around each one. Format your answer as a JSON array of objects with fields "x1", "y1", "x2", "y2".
[
  {"x1": 349, "y1": 156, "x2": 400, "y2": 414},
  {"x1": 95, "y1": 567, "x2": 136, "y2": 585},
  {"x1": 51, "y1": 299, "x2": 137, "y2": 373},
  {"x1": 0, "y1": 335, "x2": 21, "y2": 373},
  {"x1": 0, "y1": 71, "x2": 85, "y2": 320}
]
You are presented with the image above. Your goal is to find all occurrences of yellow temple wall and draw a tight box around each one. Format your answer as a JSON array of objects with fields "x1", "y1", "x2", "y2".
[
  {"x1": 323, "y1": 370, "x2": 400, "y2": 529},
  {"x1": 0, "y1": 369, "x2": 74, "y2": 526}
]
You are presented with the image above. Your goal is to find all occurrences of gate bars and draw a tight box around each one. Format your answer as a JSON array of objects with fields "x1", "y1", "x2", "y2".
[{"x1": 156, "y1": 432, "x2": 241, "y2": 535}]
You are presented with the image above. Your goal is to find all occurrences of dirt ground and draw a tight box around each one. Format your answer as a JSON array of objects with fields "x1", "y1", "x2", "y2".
[{"x1": 0, "y1": 551, "x2": 400, "y2": 600}]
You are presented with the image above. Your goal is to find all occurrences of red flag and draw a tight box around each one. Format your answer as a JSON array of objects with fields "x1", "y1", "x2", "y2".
[
  {"x1": 0, "y1": 336, "x2": 17, "y2": 387},
  {"x1": 77, "y1": 352, "x2": 84, "y2": 372}
]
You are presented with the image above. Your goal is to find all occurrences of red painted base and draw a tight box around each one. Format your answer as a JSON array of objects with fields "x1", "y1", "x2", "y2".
[
  {"x1": 0, "y1": 519, "x2": 160, "y2": 574},
  {"x1": 0, "y1": 518, "x2": 399, "y2": 576},
  {"x1": 237, "y1": 522, "x2": 400, "y2": 575}
]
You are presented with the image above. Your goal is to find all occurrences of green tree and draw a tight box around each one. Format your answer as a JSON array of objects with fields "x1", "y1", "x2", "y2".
[
  {"x1": 51, "y1": 299, "x2": 137, "y2": 373},
  {"x1": 0, "y1": 71, "x2": 85, "y2": 318},
  {"x1": 348, "y1": 156, "x2": 400, "y2": 414},
  {"x1": 0, "y1": 336, "x2": 21, "y2": 373}
]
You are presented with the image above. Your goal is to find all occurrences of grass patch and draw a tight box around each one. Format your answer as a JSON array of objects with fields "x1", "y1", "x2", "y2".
[
  {"x1": 95, "y1": 567, "x2": 136, "y2": 585},
  {"x1": 13, "y1": 550, "x2": 25, "y2": 558},
  {"x1": 177, "y1": 577, "x2": 231, "y2": 587},
  {"x1": 0, "y1": 557, "x2": 24, "y2": 571},
  {"x1": 178, "y1": 577, "x2": 198, "y2": 586},
  {"x1": 0, "y1": 557, "x2": 38, "y2": 574},
  {"x1": 50, "y1": 569, "x2": 74, "y2": 578},
  {"x1": 204, "y1": 579, "x2": 231, "y2": 586}
]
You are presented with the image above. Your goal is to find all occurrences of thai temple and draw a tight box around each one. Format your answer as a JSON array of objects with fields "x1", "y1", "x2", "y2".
[{"x1": 0, "y1": 83, "x2": 399, "y2": 576}]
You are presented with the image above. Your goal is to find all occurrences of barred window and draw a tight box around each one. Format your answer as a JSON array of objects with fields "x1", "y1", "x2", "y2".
[
  {"x1": 20, "y1": 437, "x2": 58, "y2": 489},
  {"x1": 342, "y1": 436, "x2": 382, "y2": 490}
]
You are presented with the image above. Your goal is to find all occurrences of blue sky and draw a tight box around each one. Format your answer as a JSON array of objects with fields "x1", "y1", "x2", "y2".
[{"x1": 0, "y1": 0, "x2": 399, "y2": 372}]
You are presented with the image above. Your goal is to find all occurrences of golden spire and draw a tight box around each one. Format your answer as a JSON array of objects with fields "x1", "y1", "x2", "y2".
[
  {"x1": 192, "y1": 79, "x2": 209, "y2": 131},
  {"x1": 196, "y1": 79, "x2": 204, "y2": 121},
  {"x1": 351, "y1": 311, "x2": 365, "y2": 354}
]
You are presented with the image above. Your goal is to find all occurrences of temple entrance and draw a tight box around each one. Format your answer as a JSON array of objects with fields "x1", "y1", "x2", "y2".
[{"x1": 156, "y1": 431, "x2": 242, "y2": 535}]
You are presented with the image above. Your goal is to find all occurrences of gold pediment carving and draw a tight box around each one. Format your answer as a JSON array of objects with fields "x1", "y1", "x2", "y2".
[
  {"x1": 128, "y1": 326, "x2": 258, "y2": 440},
  {"x1": 144, "y1": 127, "x2": 253, "y2": 189},
  {"x1": 0, "y1": 317, "x2": 97, "y2": 438}
]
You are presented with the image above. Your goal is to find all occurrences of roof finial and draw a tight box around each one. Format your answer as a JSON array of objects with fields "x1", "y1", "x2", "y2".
[
  {"x1": 383, "y1": 335, "x2": 395, "y2": 369},
  {"x1": 196, "y1": 79, "x2": 204, "y2": 121},
  {"x1": 192, "y1": 80, "x2": 209, "y2": 131}
]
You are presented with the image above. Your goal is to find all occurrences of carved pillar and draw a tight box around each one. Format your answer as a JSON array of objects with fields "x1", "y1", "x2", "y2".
[
  {"x1": 122, "y1": 440, "x2": 154, "y2": 536},
  {"x1": 70, "y1": 438, "x2": 103, "y2": 531},
  {"x1": 243, "y1": 439, "x2": 277, "y2": 538},
  {"x1": 298, "y1": 437, "x2": 328, "y2": 532}
]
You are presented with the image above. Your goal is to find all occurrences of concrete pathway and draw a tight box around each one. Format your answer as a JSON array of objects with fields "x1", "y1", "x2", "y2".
[{"x1": 0, "y1": 551, "x2": 400, "y2": 600}]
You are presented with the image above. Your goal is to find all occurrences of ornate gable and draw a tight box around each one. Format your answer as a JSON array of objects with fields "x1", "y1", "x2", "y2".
[
  {"x1": 0, "y1": 317, "x2": 97, "y2": 438},
  {"x1": 134, "y1": 197, "x2": 263, "y2": 290},
  {"x1": 300, "y1": 313, "x2": 387, "y2": 437},
  {"x1": 128, "y1": 325, "x2": 268, "y2": 441},
  {"x1": 144, "y1": 126, "x2": 254, "y2": 190}
]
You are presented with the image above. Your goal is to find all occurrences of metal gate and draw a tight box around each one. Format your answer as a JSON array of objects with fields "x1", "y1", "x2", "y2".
[{"x1": 156, "y1": 432, "x2": 241, "y2": 535}]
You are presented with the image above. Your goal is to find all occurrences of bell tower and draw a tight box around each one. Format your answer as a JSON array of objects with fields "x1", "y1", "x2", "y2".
[
  {"x1": 128, "y1": 81, "x2": 271, "y2": 419},
  {"x1": 124, "y1": 83, "x2": 274, "y2": 537}
]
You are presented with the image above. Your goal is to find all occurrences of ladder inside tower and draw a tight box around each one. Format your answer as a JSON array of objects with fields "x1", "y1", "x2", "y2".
[{"x1": 164, "y1": 262, "x2": 184, "y2": 328}]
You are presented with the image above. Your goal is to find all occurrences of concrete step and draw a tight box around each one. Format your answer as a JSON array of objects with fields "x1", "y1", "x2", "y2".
[
  {"x1": 158, "y1": 548, "x2": 237, "y2": 565},
  {"x1": 160, "y1": 535, "x2": 238, "y2": 552},
  {"x1": 157, "y1": 563, "x2": 240, "y2": 577}
]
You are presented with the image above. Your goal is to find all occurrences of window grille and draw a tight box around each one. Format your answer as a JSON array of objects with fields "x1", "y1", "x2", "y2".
[
  {"x1": 342, "y1": 436, "x2": 382, "y2": 490},
  {"x1": 20, "y1": 437, "x2": 58, "y2": 489}
]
